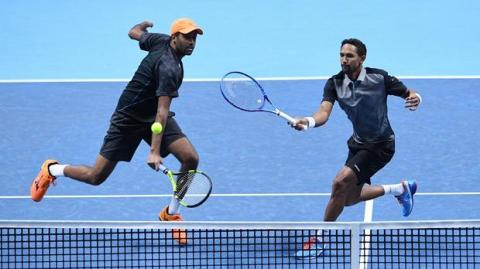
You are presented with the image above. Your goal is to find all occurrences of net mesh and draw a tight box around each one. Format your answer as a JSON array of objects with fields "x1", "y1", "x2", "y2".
[
  {"x1": 362, "y1": 227, "x2": 479, "y2": 268},
  {"x1": 1, "y1": 220, "x2": 479, "y2": 268}
]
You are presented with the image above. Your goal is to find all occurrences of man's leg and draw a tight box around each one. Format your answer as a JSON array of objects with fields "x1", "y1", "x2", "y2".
[
  {"x1": 158, "y1": 137, "x2": 199, "y2": 245},
  {"x1": 297, "y1": 166, "x2": 384, "y2": 259},
  {"x1": 31, "y1": 155, "x2": 117, "y2": 202},
  {"x1": 323, "y1": 166, "x2": 363, "y2": 221},
  {"x1": 165, "y1": 137, "x2": 199, "y2": 214},
  {"x1": 356, "y1": 185, "x2": 386, "y2": 203},
  {"x1": 297, "y1": 166, "x2": 362, "y2": 259},
  {"x1": 167, "y1": 137, "x2": 199, "y2": 171},
  {"x1": 63, "y1": 154, "x2": 118, "y2": 185}
]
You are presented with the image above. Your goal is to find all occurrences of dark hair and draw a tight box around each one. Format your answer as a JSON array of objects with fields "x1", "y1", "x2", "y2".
[{"x1": 341, "y1": 38, "x2": 367, "y2": 57}]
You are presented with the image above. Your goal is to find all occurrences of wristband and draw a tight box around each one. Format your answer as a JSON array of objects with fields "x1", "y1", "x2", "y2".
[
  {"x1": 306, "y1": 117, "x2": 316, "y2": 128},
  {"x1": 415, "y1": 93, "x2": 422, "y2": 104}
]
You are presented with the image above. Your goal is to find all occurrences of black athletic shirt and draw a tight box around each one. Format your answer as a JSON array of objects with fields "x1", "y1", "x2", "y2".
[
  {"x1": 113, "y1": 33, "x2": 184, "y2": 123},
  {"x1": 323, "y1": 67, "x2": 408, "y2": 143}
]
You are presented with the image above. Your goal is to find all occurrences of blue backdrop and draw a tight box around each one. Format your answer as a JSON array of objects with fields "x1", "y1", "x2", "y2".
[{"x1": 1, "y1": 0, "x2": 479, "y2": 79}]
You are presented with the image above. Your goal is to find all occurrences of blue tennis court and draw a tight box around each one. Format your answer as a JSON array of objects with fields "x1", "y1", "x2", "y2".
[{"x1": 0, "y1": 78, "x2": 479, "y2": 222}]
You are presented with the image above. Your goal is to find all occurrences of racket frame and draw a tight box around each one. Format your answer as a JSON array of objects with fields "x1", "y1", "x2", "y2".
[
  {"x1": 220, "y1": 71, "x2": 299, "y2": 125},
  {"x1": 159, "y1": 164, "x2": 212, "y2": 208}
]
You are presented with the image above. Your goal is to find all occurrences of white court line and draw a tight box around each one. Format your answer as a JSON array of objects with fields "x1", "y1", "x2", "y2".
[
  {"x1": 1, "y1": 192, "x2": 479, "y2": 200},
  {"x1": 1, "y1": 75, "x2": 480, "y2": 84}
]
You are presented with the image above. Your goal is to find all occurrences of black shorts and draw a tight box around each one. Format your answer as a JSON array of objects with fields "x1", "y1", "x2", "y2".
[
  {"x1": 345, "y1": 136, "x2": 395, "y2": 185},
  {"x1": 100, "y1": 113, "x2": 186, "y2": 162}
]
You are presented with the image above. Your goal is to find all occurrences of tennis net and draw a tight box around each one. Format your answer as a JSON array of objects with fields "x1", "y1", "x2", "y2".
[{"x1": 1, "y1": 220, "x2": 479, "y2": 268}]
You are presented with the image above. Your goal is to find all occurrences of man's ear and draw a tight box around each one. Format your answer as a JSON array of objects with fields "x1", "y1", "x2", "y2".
[
  {"x1": 171, "y1": 33, "x2": 179, "y2": 42},
  {"x1": 360, "y1": 55, "x2": 366, "y2": 63}
]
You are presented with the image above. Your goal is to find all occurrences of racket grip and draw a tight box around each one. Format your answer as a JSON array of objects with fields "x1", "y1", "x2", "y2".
[
  {"x1": 158, "y1": 164, "x2": 169, "y2": 174},
  {"x1": 277, "y1": 110, "x2": 308, "y2": 130}
]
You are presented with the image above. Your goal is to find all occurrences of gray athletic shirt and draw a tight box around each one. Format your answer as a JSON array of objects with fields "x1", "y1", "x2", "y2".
[{"x1": 323, "y1": 67, "x2": 408, "y2": 143}]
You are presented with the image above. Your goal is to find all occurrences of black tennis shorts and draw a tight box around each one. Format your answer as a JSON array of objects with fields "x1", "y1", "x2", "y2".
[
  {"x1": 345, "y1": 136, "x2": 395, "y2": 185},
  {"x1": 100, "y1": 113, "x2": 186, "y2": 162}
]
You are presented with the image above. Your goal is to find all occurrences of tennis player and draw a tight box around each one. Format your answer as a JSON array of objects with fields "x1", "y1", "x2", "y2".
[
  {"x1": 293, "y1": 38, "x2": 420, "y2": 258},
  {"x1": 30, "y1": 18, "x2": 204, "y2": 245}
]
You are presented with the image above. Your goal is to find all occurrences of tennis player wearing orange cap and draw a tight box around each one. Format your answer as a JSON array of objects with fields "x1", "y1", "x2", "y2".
[{"x1": 30, "y1": 18, "x2": 204, "y2": 245}]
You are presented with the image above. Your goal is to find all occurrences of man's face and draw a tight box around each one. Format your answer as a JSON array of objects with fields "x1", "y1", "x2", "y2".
[
  {"x1": 340, "y1": 44, "x2": 365, "y2": 75},
  {"x1": 172, "y1": 32, "x2": 198, "y2": 56}
]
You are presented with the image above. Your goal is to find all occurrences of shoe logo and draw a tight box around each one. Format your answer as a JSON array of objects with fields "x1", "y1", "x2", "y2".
[{"x1": 34, "y1": 180, "x2": 40, "y2": 191}]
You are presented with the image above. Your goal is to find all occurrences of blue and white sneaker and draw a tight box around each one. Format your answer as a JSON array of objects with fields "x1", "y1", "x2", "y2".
[
  {"x1": 395, "y1": 180, "x2": 417, "y2": 217},
  {"x1": 295, "y1": 236, "x2": 324, "y2": 259}
]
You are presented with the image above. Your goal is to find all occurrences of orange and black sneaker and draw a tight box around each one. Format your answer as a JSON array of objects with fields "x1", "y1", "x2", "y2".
[
  {"x1": 30, "y1": 160, "x2": 58, "y2": 202},
  {"x1": 159, "y1": 206, "x2": 187, "y2": 245}
]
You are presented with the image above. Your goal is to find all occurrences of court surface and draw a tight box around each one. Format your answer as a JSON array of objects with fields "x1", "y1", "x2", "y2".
[{"x1": 0, "y1": 78, "x2": 479, "y2": 222}]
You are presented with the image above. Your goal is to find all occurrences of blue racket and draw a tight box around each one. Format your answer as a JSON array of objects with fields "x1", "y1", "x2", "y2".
[{"x1": 220, "y1": 71, "x2": 305, "y2": 129}]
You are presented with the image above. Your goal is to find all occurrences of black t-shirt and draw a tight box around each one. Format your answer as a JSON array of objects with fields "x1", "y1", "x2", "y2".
[
  {"x1": 113, "y1": 33, "x2": 184, "y2": 122},
  {"x1": 322, "y1": 67, "x2": 408, "y2": 143}
]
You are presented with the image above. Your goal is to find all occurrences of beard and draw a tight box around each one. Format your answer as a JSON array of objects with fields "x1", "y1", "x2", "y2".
[{"x1": 341, "y1": 65, "x2": 354, "y2": 74}]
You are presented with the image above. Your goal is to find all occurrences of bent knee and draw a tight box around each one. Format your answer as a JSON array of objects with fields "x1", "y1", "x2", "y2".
[
  {"x1": 87, "y1": 171, "x2": 109, "y2": 186},
  {"x1": 331, "y1": 169, "x2": 357, "y2": 197},
  {"x1": 181, "y1": 153, "x2": 199, "y2": 169},
  {"x1": 331, "y1": 178, "x2": 348, "y2": 198}
]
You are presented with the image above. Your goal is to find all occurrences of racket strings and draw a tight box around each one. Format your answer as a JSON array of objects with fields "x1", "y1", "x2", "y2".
[
  {"x1": 175, "y1": 172, "x2": 211, "y2": 205},
  {"x1": 221, "y1": 74, "x2": 265, "y2": 111},
  {"x1": 176, "y1": 173, "x2": 194, "y2": 199}
]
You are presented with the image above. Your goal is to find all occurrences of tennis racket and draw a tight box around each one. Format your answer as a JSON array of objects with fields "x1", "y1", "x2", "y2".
[
  {"x1": 220, "y1": 71, "x2": 306, "y2": 129},
  {"x1": 159, "y1": 164, "x2": 212, "y2": 208}
]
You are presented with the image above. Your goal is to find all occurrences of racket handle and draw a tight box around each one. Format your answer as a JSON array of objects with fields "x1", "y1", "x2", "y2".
[
  {"x1": 276, "y1": 110, "x2": 308, "y2": 130},
  {"x1": 158, "y1": 164, "x2": 169, "y2": 174}
]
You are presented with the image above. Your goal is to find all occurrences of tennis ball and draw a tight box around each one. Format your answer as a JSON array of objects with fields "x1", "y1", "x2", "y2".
[{"x1": 151, "y1": 122, "x2": 163, "y2": 134}]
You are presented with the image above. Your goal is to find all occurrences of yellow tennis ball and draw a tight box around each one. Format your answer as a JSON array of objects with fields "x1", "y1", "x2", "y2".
[{"x1": 151, "y1": 122, "x2": 163, "y2": 134}]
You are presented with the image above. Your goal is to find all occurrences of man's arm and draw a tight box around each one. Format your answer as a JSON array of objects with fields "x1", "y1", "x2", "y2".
[
  {"x1": 147, "y1": 95, "x2": 172, "y2": 171},
  {"x1": 385, "y1": 74, "x2": 422, "y2": 111},
  {"x1": 128, "y1": 21, "x2": 154, "y2": 41},
  {"x1": 294, "y1": 100, "x2": 334, "y2": 130}
]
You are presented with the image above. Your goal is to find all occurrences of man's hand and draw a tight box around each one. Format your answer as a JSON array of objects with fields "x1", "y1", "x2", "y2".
[
  {"x1": 291, "y1": 118, "x2": 309, "y2": 131},
  {"x1": 147, "y1": 152, "x2": 163, "y2": 171},
  {"x1": 405, "y1": 90, "x2": 422, "y2": 111},
  {"x1": 128, "y1": 21, "x2": 154, "y2": 40}
]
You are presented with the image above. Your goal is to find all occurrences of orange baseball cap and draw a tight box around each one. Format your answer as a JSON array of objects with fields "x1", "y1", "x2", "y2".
[{"x1": 170, "y1": 18, "x2": 204, "y2": 35}]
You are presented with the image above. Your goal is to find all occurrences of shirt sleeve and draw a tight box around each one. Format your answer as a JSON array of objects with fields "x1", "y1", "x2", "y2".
[
  {"x1": 139, "y1": 33, "x2": 170, "y2": 52},
  {"x1": 155, "y1": 76, "x2": 179, "y2": 98},
  {"x1": 385, "y1": 74, "x2": 408, "y2": 97},
  {"x1": 322, "y1": 78, "x2": 337, "y2": 104}
]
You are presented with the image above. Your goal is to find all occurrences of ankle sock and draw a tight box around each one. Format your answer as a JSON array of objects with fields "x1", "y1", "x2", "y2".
[
  {"x1": 48, "y1": 164, "x2": 68, "y2": 177},
  {"x1": 382, "y1": 183, "x2": 404, "y2": 196}
]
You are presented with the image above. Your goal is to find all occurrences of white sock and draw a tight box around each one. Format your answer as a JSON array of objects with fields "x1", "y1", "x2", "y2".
[
  {"x1": 382, "y1": 183, "x2": 404, "y2": 196},
  {"x1": 168, "y1": 197, "x2": 180, "y2": 215},
  {"x1": 48, "y1": 164, "x2": 68, "y2": 177}
]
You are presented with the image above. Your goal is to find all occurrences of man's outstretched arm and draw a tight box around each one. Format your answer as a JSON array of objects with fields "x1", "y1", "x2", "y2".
[{"x1": 293, "y1": 100, "x2": 334, "y2": 130}]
